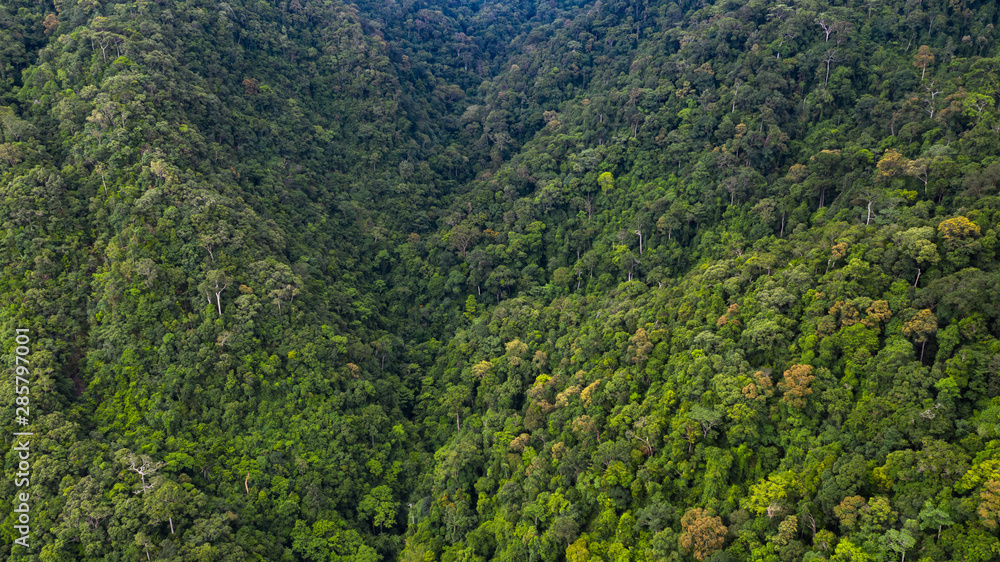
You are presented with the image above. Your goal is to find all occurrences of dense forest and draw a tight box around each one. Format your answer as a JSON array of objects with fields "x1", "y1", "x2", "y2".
[{"x1": 1, "y1": 0, "x2": 999, "y2": 559}]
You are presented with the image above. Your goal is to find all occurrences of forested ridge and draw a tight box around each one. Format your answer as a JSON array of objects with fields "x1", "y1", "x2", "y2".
[{"x1": 1, "y1": 0, "x2": 999, "y2": 560}]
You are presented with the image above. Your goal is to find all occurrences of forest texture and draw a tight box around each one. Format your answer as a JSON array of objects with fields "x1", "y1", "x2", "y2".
[{"x1": 1, "y1": 0, "x2": 1000, "y2": 560}]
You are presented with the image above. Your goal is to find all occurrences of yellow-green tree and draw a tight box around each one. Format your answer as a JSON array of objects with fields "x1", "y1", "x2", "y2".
[
  {"x1": 937, "y1": 216, "x2": 981, "y2": 241},
  {"x1": 979, "y1": 479, "x2": 1000, "y2": 529},
  {"x1": 902, "y1": 309, "x2": 938, "y2": 361},
  {"x1": 913, "y1": 45, "x2": 934, "y2": 80}
]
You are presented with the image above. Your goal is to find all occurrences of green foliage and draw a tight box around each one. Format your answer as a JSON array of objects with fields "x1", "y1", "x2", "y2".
[{"x1": 3, "y1": 0, "x2": 1000, "y2": 559}]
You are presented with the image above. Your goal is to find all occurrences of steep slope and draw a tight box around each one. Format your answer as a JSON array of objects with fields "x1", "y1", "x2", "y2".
[
  {"x1": 397, "y1": 0, "x2": 1000, "y2": 560},
  {"x1": 1, "y1": 0, "x2": 1000, "y2": 560},
  {"x1": 0, "y1": 0, "x2": 433, "y2": 558}
]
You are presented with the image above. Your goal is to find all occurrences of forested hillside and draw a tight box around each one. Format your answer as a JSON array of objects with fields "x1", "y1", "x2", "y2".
[{"x1": 1, "y1": 0, "x2": 999, "y2": 560}]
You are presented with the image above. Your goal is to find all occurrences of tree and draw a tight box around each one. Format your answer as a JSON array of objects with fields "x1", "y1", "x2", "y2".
[
  {"x1": 145, "y1": 477, "x2": 194, "y2": 535},
  {"x1": 291, "y1": 519, "x2": 379, "y2": 561},
  {"x1": 913, "y1": 45, "x2": 934, "y2": 80},
  {"x1": 903, "y1": 158, "x2": 930, "y2": 194},
  {"x1": 359, "y1": 485, "x2": 399, "y2": 532},
  {"x1": 834, "y1": 496, "x2": 868, "y2": 532},
  {"x1": 902, "y1": 309, "x2": 938, "y2": 361},
  {"x1": 0, "y1": 106, "x2": 34, "y2": 141},
  {"x1": 628, "y1": 327, "x2": 653, "y2": 365},
  {"x1": 201, "y1": 269, "x2": 232, "y2": 316},
  {"x1": 598, "y1": 171, "x2": 615, "y2": 194},
  {"x1": 877, "y1": 150, "x2": 908, "y2": 182},
  {"x1": 980, "y1": 479, "x2": 1000, "y2": 529},
  {"x1": 135, "y1": 532, "x2": 155, "y2": 562},
  {"x1": 612, "y1": 244, "x2": 641, "y2": 281},
  {"x1": 918, "y1": 500, "x2": 953, "y2": 541},
  {"x1": 923, "y1": 81, "x2": 944, "y2": 119},
  {"x1": 852, "y1": 185, "x2": 885, "y2": 225},
  {"x1": 937, "y1": 216, "x2": 981, "y2": 241},
  {"x1": 250, "y1": 258, "x2": 303, "y2": 316},
  {"x1": 486, "y1": 265, "x2": 516, "y2": 303},
  {"x1": 897, "y1": 227, "x2": 939, "y2": 285},
  {"x1": 817, "y1": 17, "x2": 834, "y2": 42},
  {"x1": 822, "y1": 49, "x2": 840, "y2": 85},
  {"x1": 441, "y1": 384, "x2": 469, "y2": 432},
  {"x1": 269, "y1": 281, "x2": 302, "y2": 316},
  {"x1": 0, "y1": 142, "x2": 23, "y2": 167},
  {"x1": 43, "y1": 13, "x2": 58, "y2": 34},
  {"x1": 688, "y1": 404, "x2": 722, "y2": 439},
  {"x1": 778, "y1": 365, "x2": 815, "y2": 408},
  {"x1": 116, "y1": 450, "x2": 164, "y2": 495},
  {"x1": 774, "y1": 515, "x2": 798, "y2": 546},
  {"x1": 679, "y1": 508, "x2": 726, "y2": 560},
  {"x1": 882, "y1": 527, "x2": 916, "y2": 562},
  {"x1": 864, "y1": 300, "x2": 893, "y2": 327},
  {"x1": 449, "y1": 224, "x2": 478, "y2": 257}
]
